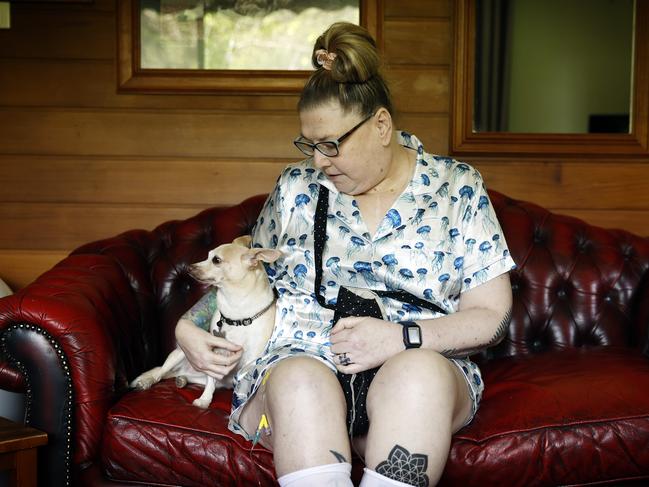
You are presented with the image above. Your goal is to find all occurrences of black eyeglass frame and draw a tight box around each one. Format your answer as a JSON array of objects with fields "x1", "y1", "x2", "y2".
[{"x1": 293, "y1": 113, "x2": 375, "y2": 157}]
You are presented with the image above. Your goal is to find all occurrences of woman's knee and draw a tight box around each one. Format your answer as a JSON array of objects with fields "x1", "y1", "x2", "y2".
[
  {"x1": 263, "y1": 356, "x2": 350, "y2": 463},
  {"x1": 266, "y1": 356, "x2": 345, "y2": 413},
  {"x1": 369, "y1": 349, "x2": 458, "y2": 405}
]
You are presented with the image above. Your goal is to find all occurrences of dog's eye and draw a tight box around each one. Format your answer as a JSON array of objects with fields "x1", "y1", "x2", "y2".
[{"x1": 212, "y1": 256, "x2": 221, "y2": 264}]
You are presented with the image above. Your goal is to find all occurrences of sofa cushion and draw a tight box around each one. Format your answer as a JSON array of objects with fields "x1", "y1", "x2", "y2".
[
  {"x1": 101, "y1": 382, "x2": 275, "y2": 486},
  {"x1": 103, "y1": 348, "x2": 649, "y2": 487},
  {"x1": 442, "y1": 347, "x2": 649, "y2": 486}
]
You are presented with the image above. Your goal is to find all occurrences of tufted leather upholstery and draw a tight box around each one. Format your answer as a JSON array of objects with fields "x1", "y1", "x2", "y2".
[{"x1": 1, "y1": 190, "x2": 648, "y2": 486}]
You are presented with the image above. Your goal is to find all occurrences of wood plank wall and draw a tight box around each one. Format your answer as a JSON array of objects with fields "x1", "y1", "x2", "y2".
[{"x1": 0, "y1": 0, "x2": 647, "y2": 290}]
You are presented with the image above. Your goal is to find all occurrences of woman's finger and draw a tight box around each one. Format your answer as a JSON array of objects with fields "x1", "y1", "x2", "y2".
[
  {"x1": 332, "y1": 315, "x2": 371, "y2": 334},
  {"x1": 202, "y1": 351, "x2": 242, "y2": 378},
  {"x1": 215, "y1": 349, "x2": 243, "y2": 367},
  {"x1": 209, "y1": 334, "x2": 243, "y2": 352},
  {"x1": 329, "y1": 329, "x2": 350, "y2": 345},
  {"x1": 331, "y1": 320, "x2": 346, "y2": 334},
  {"x1": 335, "y1": 362, "x2": 363, "y2": 374},
  {"x1": 331, "y1": 316, "x2": 358, "y2": 334}
]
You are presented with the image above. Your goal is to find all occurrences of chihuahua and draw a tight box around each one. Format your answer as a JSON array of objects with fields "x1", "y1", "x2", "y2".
[{"x1": 130, "y1": 235, "x2": 281, "y2": 408}]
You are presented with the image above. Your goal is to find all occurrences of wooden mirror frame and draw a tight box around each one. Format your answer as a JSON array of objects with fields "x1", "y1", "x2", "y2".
[
  {"x1": 450, "y1": 0, "x2": 649, "y2": 157},
  {"x1": 117, "y1": 0, "x2": 382, "y2": 94}
]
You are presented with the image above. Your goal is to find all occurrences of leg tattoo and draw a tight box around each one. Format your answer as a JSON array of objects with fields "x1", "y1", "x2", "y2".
[{"x1": 376, "y1": 445, "x2": 430, "y2": 487}]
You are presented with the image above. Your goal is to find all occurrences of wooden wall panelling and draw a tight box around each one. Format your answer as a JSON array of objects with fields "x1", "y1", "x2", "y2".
[
  {"x1": 10, "y1": 0, "x2": 115, "y2": 12},
  {"x1": 384, "y1": 0, "x2": 451, "y2": 19},
  {"x1": 0, "y1": 108, "x2": 301, "y2": 159},
  {"x1": 398, "y1": 114, "x2": 449, "y2": 155},
  {"x1": 0, "y1": 202, "x2": 205, "y2": 251},
  {"x1": 0, "y1": 58, "x2": 301, "y2": 111},
  {"x1": 0, "y1": 250, "x2": 70, "y2": 292},
  {"x1": 386, "y1": 67, "x2": 449, "y2": 114},
  {"x1": 1, "y1": 61, "x2": 450, "y2": 114},
  {"x1": 0, "y1": 156, "x2": 290, "y2": 206},
  {"x1": 0, "y1": 108, "x2": 450, "y2": 160},
  {"x1": 0, "y1": 7, "x2": 114, "y2": 60},
  {"x1": 473, "y1": 160, "x2": 649, "y2": 210},
  {"x1": 551, "y1": 210, "x2": 649, "y2": 237},
  {"x1": 383, "y1": 19, "x2": 451, "y2": 65}
]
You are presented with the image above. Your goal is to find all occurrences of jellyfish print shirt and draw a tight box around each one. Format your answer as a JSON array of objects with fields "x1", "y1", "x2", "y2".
[{"x1": 227, "y1": 131, "x2": 516, "y2": 438}]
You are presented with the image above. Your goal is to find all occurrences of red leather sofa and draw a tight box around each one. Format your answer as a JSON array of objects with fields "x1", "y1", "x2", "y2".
[{"x1": 1, "y1": 190, "x2": 649, "y2": 486}]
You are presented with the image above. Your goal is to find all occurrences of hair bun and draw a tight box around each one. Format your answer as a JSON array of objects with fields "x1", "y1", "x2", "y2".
[{"x1": 312, "y1": 22, "x2": 380, "y2": 83}]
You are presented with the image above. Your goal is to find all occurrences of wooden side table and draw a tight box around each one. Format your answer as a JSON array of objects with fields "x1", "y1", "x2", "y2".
[{"x1": 0, "y1": 417, "x2": 48, "y2": 487}]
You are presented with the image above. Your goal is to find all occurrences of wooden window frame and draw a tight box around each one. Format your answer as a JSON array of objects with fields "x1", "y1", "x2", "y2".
[
  {"x1": 450, "y1": 0, "x2": 649, "y2": 158},
  {"x1": 117, "y1": 0, "x2": 382, "y2": 94}
]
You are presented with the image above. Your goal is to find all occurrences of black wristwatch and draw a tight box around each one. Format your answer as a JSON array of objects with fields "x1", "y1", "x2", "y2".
[{"x1": 400, "y1": 321, "x2": 422, "y2": 349}]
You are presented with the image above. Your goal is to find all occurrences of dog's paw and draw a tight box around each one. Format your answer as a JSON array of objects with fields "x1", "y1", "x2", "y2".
[
  {"x1": 192, "y1": 397, "x2": 211, "y2": 409},
  {"x1": 130, "y1": 375, "x2": 156, "y2": 390}
]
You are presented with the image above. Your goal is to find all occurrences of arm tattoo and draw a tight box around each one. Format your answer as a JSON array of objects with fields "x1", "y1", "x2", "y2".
[
  {"x1": 441, "y1": 307, "x2": 512, "y2": 358},
  {"x1": 376, "y1": 445, "x2": 429, "y2": 487},
  {"x1": 181, "y1": 289, "x2": 218, "y2": 331},
  {"x1": 330, "y1": 450, "x2": 348, "y2": 463}
]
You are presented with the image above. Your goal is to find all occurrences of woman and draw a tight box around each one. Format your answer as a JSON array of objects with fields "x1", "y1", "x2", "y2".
[{"x1": 176, "y1": 22, "x2": 514, "y2": 487}]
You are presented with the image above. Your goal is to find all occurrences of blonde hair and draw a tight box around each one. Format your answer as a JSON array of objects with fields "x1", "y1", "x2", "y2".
[{"x1": 298, "y1": 22, "x2": 393, "y2": 117}]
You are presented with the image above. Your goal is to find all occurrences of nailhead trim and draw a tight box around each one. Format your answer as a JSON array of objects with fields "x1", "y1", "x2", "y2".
[{"x1": 1, "y1": 323, "x2": 74, "y2": 486}]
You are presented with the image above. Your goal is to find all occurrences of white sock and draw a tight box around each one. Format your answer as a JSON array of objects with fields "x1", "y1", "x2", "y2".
[
  {"x1": 277, "y1": 462, "x2": 353, "y2": 487},
  {"x1": 359, "y1": 468, "x2": 414, "y2": 486}
]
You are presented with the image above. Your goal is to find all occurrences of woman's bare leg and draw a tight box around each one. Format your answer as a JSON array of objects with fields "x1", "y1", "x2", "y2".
[
  {"x1": 362, "y1": 349, "x2": 473, "y2": 486},
  {"x1": 239, "y1": 356, "x2": 351, "y2": 477}
]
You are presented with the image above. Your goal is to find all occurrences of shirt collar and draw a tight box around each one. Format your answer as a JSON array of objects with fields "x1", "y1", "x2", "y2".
[{"x1": 310, "y1": 132, "x2": 429, "y2": 236}]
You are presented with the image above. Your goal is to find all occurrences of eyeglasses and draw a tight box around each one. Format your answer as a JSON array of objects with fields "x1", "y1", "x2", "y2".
[{"x1": 293, "y1": 113, "x2": 374, "y2": 157}]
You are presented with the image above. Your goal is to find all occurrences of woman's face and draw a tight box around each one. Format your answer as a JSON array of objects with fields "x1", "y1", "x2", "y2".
[{"x1": 298, "y1": 102, "x2": 390, "y2": 196}]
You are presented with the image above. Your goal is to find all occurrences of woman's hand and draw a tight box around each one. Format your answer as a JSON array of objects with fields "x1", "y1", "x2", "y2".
[
  {"x1": 330, "y1": 316, "x2": 403, "y2": 374},
  {"x1": 175, "y1": 318, "x2": 243, "y2": 380}
]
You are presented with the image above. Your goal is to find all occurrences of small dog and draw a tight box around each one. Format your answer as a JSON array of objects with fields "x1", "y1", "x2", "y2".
[{"x1": 130, "y1": 235, "x2": 281, "y2": 408}]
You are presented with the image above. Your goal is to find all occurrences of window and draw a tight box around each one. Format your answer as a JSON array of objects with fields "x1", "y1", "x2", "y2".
[{"x1": 118, "y1": 0, "x2": 381, "y2": 93}]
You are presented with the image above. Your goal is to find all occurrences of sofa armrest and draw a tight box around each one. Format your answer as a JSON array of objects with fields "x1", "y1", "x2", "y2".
[
  {"x1": 0, "y1": 253, "x2": 146, "y2": 486},
  {"x1": 0, "y1": 358, "x2": 25, "y2": 392}
]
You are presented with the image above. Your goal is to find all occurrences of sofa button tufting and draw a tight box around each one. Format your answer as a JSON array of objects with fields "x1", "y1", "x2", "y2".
[
  {"x1": 604, "y1": 292, "x2": 618, "y2": 303},
  {"x1": 576, "y1": 239, "x2": 591, "y2": 252}
]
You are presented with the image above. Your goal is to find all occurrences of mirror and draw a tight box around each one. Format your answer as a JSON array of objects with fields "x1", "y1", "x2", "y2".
[
  {"x1": 451, "y1": 0, "x2": 649, "y2": 156},
  {"x1": 474, "y1": 0, "x2": 633, "y2": 134}
]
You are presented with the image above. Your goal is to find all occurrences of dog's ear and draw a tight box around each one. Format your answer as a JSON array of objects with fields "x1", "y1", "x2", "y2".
[
  {"x1": 233, "y1": 235, "x2": 252, "y2": 248},
  {"x1": 242, "y1": 248, "x2": 283, "y2": 267}
]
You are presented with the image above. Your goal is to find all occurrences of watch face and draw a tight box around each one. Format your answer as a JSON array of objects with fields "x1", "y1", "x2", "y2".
[{"x1": 407, "y1": 326, "x2": 422, "y2": 345}]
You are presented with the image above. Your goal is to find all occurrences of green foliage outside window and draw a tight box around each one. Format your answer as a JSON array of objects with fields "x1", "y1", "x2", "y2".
[{"x1": 141, "y1": 0, "x2": 359, "y2": 70}]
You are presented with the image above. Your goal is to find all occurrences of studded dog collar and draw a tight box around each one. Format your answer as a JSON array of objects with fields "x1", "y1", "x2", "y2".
[{"x1": 217, "y1": 298, "x2": 276, "y2": 327}]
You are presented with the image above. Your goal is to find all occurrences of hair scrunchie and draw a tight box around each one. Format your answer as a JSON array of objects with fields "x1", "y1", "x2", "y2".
[{"x1": 315, "y1": 49, "x2": 337, "y2": 70}]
